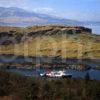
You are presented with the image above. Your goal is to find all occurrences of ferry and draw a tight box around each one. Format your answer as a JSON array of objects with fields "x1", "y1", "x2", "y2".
[{"x1": 40, "y1": 70, "x2": 72, "y2": 78}]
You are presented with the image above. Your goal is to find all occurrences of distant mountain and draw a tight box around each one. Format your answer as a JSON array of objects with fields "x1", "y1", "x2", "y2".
[
  {"x1": 83, "y1": 21, "x2": 100, "y2": 26},
  {"x1": 0, "y1": 7, "x2": 83, "y2": 26}
]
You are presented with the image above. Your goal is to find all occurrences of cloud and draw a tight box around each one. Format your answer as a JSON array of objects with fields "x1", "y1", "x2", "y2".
[
  {"x1": 0, "y1": 0, "x2": 27, "y2": 7},
  {"x1": 0, "y1": 0, "x2": 21, "y2": 4},
  {"x1": 33, "y1": 7, "x2": 56, "y2": 14}
]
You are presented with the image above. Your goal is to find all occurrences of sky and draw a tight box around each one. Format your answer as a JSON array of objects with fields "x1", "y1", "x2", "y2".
[{"x1": 0, "y1": 0, "x2": 100, "y2": 21}]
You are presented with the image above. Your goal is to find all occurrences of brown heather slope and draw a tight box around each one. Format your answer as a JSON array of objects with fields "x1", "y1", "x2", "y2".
[{"x1": 0, "y1": 25, "x2": 99, "y2": 59}]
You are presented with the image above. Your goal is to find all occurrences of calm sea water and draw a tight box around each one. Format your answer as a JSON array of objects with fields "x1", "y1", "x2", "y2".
[{"x1": 85, "y1": 24, "x2": 100, "y2": 34}]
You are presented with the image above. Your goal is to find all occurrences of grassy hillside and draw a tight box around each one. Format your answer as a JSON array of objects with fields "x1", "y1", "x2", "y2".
[{"x1": 0, "y1": 25, "x2": 100, "y2": 59}]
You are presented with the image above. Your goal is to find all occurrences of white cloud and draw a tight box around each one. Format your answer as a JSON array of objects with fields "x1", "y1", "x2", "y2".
[
  {"x1": 0, "y1": 0, "x2": 27, "y2": 7},
  {"x1": 0, "y1": 0, "x2": 20, "y2": 4},
  {"x1": 33, "y1": 7, "x2": 56, "y2": 14}
]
